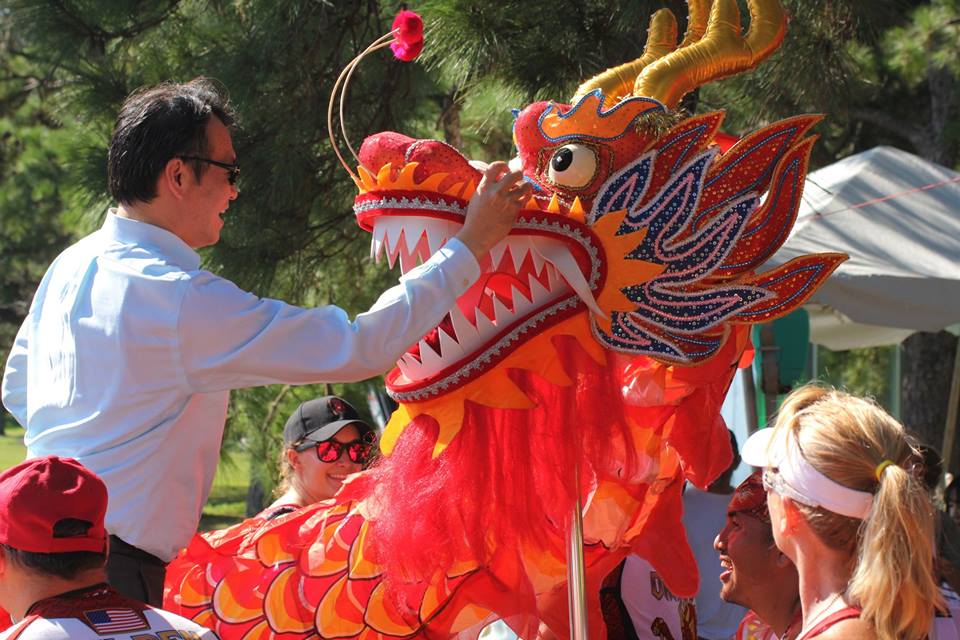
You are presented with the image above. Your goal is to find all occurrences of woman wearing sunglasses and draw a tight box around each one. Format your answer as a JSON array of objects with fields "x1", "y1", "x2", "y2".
[
  {"x1": 264, "y1": 395, "x2": 375, "y2": 519},
  {"x1": 162, "y1": 395, "x2": 376, "y2": 607},
  {"x1": 742, "y1": 385, "x2": 941, "y2": 640}
]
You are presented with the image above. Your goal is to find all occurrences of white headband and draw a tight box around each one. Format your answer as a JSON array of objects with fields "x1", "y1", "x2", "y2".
[{"x1": 742, "y1": 428, "x2": 874, "y2": 520}]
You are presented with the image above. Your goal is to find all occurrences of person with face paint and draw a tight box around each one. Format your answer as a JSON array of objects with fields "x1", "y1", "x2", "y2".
[
  {"x1": 715, "y1": 472, "x2": 801, "y2": 640},
  {"x1": 682, "y1": 429, "x2": 747, "y2": 640}
]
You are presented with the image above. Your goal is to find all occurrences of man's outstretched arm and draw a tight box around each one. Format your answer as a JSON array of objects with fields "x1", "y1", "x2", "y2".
[{"x1": 179, "y1": 166, "x2": 533, "y2": 391}]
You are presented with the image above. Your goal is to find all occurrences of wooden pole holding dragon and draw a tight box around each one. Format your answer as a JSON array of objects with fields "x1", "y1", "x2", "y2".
[{"x1": 163, "y1": 1, "x2": 845, "y2": 638}]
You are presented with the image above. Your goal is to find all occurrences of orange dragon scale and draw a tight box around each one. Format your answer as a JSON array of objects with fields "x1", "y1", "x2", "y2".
[{"x1": 165, "y1": 1, "x2": 844, "y2": 638}]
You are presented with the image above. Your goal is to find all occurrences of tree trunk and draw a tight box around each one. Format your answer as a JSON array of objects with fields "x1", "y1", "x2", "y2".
[
  {"x1": 901, "y1": 331, "x2": 960, "y2": 471},
  {"x1": 245, "y1": 478, "x2": 267, "y2": 518},
  {"x1": 439, "y1": 91, "x2": 463, "y2": 150}
]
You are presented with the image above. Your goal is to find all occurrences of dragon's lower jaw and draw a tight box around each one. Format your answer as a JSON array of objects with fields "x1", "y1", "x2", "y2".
[{"x1": 369, "y1": 212, "x2": 602, "y2": 400}]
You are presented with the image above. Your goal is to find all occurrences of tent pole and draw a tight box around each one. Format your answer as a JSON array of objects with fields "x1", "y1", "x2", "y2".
[
  {"x1": 760, "y1": 323, "x2": 780, "y2": 421},
  {"x1": 742, "y1": 366, "x2": 760, "y2": 435},
  {"x1": 941, "y1": 339, "x2": 960, "y2": 475}
]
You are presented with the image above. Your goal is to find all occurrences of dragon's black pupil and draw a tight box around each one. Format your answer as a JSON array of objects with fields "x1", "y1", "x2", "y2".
[{"x1": 551, "y1": 147, "x2": 573, "y2": 171}]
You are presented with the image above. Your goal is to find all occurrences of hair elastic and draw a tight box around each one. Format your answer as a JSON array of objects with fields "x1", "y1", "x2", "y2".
[{"x1": 875, "y1": 459, "x2": 895, "y2": 481}]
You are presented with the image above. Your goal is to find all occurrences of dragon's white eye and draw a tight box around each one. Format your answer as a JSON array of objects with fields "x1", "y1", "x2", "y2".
[{"x1": 547, "y1": 144, "x2": 597, "y2": 188}]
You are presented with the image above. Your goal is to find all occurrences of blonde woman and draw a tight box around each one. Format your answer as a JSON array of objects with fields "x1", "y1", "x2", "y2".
[{"x1": 742, "y1": 385, "x2": 941, "y2": 640}]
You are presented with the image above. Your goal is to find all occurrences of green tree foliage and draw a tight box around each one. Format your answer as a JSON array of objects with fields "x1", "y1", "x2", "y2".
[{"x1": 816, "y1": 346, "x2": 894, "y2": 410}]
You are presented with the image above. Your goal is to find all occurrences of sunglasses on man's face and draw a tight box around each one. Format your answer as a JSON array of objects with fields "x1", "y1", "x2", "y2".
[
  {"x1": 302, "y1": 439, "x2": 373, "y2": 464},
  {"x1": 179, "y1": 155, "x2": 240, "y2": 185}
]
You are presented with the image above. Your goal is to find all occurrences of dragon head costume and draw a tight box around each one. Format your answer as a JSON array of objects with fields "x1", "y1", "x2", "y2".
[{"x1": 165, "y1": 1, "x2": 844, "y2": 638}]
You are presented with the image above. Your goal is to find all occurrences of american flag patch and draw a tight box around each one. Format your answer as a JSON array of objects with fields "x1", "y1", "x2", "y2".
[{"x1": 82, "y1": 608, "x2": 148, "y2": 634}]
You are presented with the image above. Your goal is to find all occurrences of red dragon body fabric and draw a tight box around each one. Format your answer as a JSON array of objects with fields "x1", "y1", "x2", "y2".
[{"x1": 164, "y1": 1, "x2": 845, "y2": 637}]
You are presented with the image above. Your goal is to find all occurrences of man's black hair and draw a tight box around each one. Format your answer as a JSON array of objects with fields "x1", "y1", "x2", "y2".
[
  {"x1": 0, "y1": 519, "x2": 105, "y2": 580},
  {"x1": 107, "y1": 77, "x2": 235, "y2": 205}
]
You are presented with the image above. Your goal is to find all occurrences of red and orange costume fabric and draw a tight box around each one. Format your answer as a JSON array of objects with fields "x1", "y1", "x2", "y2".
[{"x1": 164, "y1": 1, "x2": 843, "y2": 638}]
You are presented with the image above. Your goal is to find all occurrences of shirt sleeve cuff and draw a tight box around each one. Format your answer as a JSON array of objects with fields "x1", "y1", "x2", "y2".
[{"x1": 408, "y1": 236, "x2": 481, "y2": 292}]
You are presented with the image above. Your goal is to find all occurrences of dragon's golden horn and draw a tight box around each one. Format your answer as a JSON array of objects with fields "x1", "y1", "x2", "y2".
[
  {"x1": 678, "y1": 0, "x2": 712, "y2": 48},
  {"x1": 571, "y1": 9, "x2": 678, "y2": 104},
  {"x1": 633, "y1": 0, "x2": 786, "y2": 109}
]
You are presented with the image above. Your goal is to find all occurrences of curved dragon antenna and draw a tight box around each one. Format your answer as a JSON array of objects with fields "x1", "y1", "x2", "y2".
[
  {"x1": 339, "y1": 38, "x2": 394, "y2": 162},
  {"x1": 634, "y1": 0, "x2": 786, "y2": 109},
  {"x1": 328, "y1": 32, "x2": 396, "y2": 183},
  {"x1": 572, "y1": 0, "x2": 785, "y2": 110}
]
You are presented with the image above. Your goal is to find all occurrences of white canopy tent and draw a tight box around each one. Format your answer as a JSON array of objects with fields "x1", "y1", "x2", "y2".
[
  {"x1": 768, "y1": 145, "x2": 960, "y2": 350},
  {"x1": 724, "y1": 146, "x2": 960, "y2": 482}
]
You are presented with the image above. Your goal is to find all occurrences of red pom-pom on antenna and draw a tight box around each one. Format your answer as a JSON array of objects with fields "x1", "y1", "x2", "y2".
[{"x1": 390, "y1": 10, "x2": 424, "y2": 62}]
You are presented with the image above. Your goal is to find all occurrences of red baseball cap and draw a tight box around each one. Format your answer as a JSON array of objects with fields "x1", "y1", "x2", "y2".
[{"x1": 0, "y1": 456, "x2": 108, "y2": 553}]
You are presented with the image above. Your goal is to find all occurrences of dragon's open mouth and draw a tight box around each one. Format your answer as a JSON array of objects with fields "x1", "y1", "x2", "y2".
[{"x1": 354, "y1": 134, "x2": 604, "y2": 401}]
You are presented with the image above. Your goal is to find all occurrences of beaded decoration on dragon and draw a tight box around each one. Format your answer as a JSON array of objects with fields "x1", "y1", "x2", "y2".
[{"x1": 165, "y1": 1, "x2": 844, "y2": 638}]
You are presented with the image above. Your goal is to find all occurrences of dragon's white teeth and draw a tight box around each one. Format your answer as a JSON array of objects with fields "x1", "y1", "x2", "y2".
[
  {"x1": 417, "y1": 338, "x2": 444, "y2": 373},
  {"x1": 545, "y1": 264, "x2": 561, "y2": 290},
  {"x1": 528, "y1": 272, "x2": 553, "y2": 303},
  {"x1": 375, "y1": 217, "x2": 408, "y2": 269},
  {"x1": 374, "y1": 216, "x2": 463, "y2": 267},
  {"x1": 491, "y1": 295, "x2": 512, "y2": 325},
  {"x1": 371, "y1": 223, "x2": 386, "y2": 261},
  {"x1": 449, "y1": 305, "x2": 477, "y2": 343},
  {"x1": 437, "y1": 326, "x2": 464, "y2": 361},
  {"x1": 536, "y1": 241, "x2": 607, "y2": 319},
  {"x1": 380, "y1": 214, "x2": 606, "y2": 382},
  {"x1": 529, "y1": 245, "x2": 547, "y2": 275},
  {"x1": 474, "y1": 307, "x2": 498, "y2": 342},
  {"x1": 397, "y1": 353, "x2": 417, "y2": 379},
  {"x1": 380, "y1": 217, "x2": 405, "y2": 245},
  {"x1": 398, "y1": 241, "x2": 418, "y2": 274},
  {"x1": 425, "y1": 224, "x2": 453, "y2": 256},
  {"x1": 488, "y1": 243, "x2": 508, "y2": 270},
  {"x1": 386, "y1": 241, "x2": 400, "y2": 269},
  {"x1": 509, "y1": 239, "x2": 529, "y2": 273},
  {"x1": 401, "y1": 220, "x2": 428, "y2": 255},
  {"x1": 486, "y1": 239, "x2": 537, "y2": 274},
  {"x1": 511, "y1": 284, "x2": 535, "y2": 316}
]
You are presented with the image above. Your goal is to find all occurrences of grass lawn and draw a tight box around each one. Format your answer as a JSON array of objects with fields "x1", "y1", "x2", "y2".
[
  {"x1": 0, "y1": 425, "x2": 27, "y2": 471},
  {"x1": 0, "y1": 423, "x2": 250, "y2": 531},
  {"x1": 199, "y1": 452, "x2": 251, "y2": 530}
]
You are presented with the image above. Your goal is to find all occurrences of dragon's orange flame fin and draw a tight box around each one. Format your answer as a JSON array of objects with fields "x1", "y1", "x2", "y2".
[
  {"x1": 714, "y1": 135, "x2": 818, "y2": 277},
  {"x1": 735, "y1": 253, "x2": 847, "y2": 323}
]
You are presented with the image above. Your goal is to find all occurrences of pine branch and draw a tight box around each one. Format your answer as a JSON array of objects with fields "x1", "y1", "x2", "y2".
[
  {"x1": 51, "y1": 0, "x2": 182, "y2": 42},
  {"x1": 848, "y1": 107, "x2": 931, "y2": 152}
]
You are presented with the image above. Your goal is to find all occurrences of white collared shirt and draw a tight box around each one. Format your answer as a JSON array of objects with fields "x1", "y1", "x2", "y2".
[{"x1": 2, "y1": 211, "x2": 478, "y2": 561}]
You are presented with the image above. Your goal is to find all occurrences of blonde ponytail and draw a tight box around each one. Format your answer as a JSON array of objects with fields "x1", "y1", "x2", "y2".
[
  {"x1": 851, "y1": 459, "x2": 941, "y2": 640},
  {"x1": 771, "y1": 385, "x2": 943, "y2": 640}
]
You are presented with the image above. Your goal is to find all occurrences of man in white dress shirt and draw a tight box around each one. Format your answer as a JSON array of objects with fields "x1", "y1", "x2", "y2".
[{"x1": 1, "y1": 78, "x2": 531, "y2": 604}]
